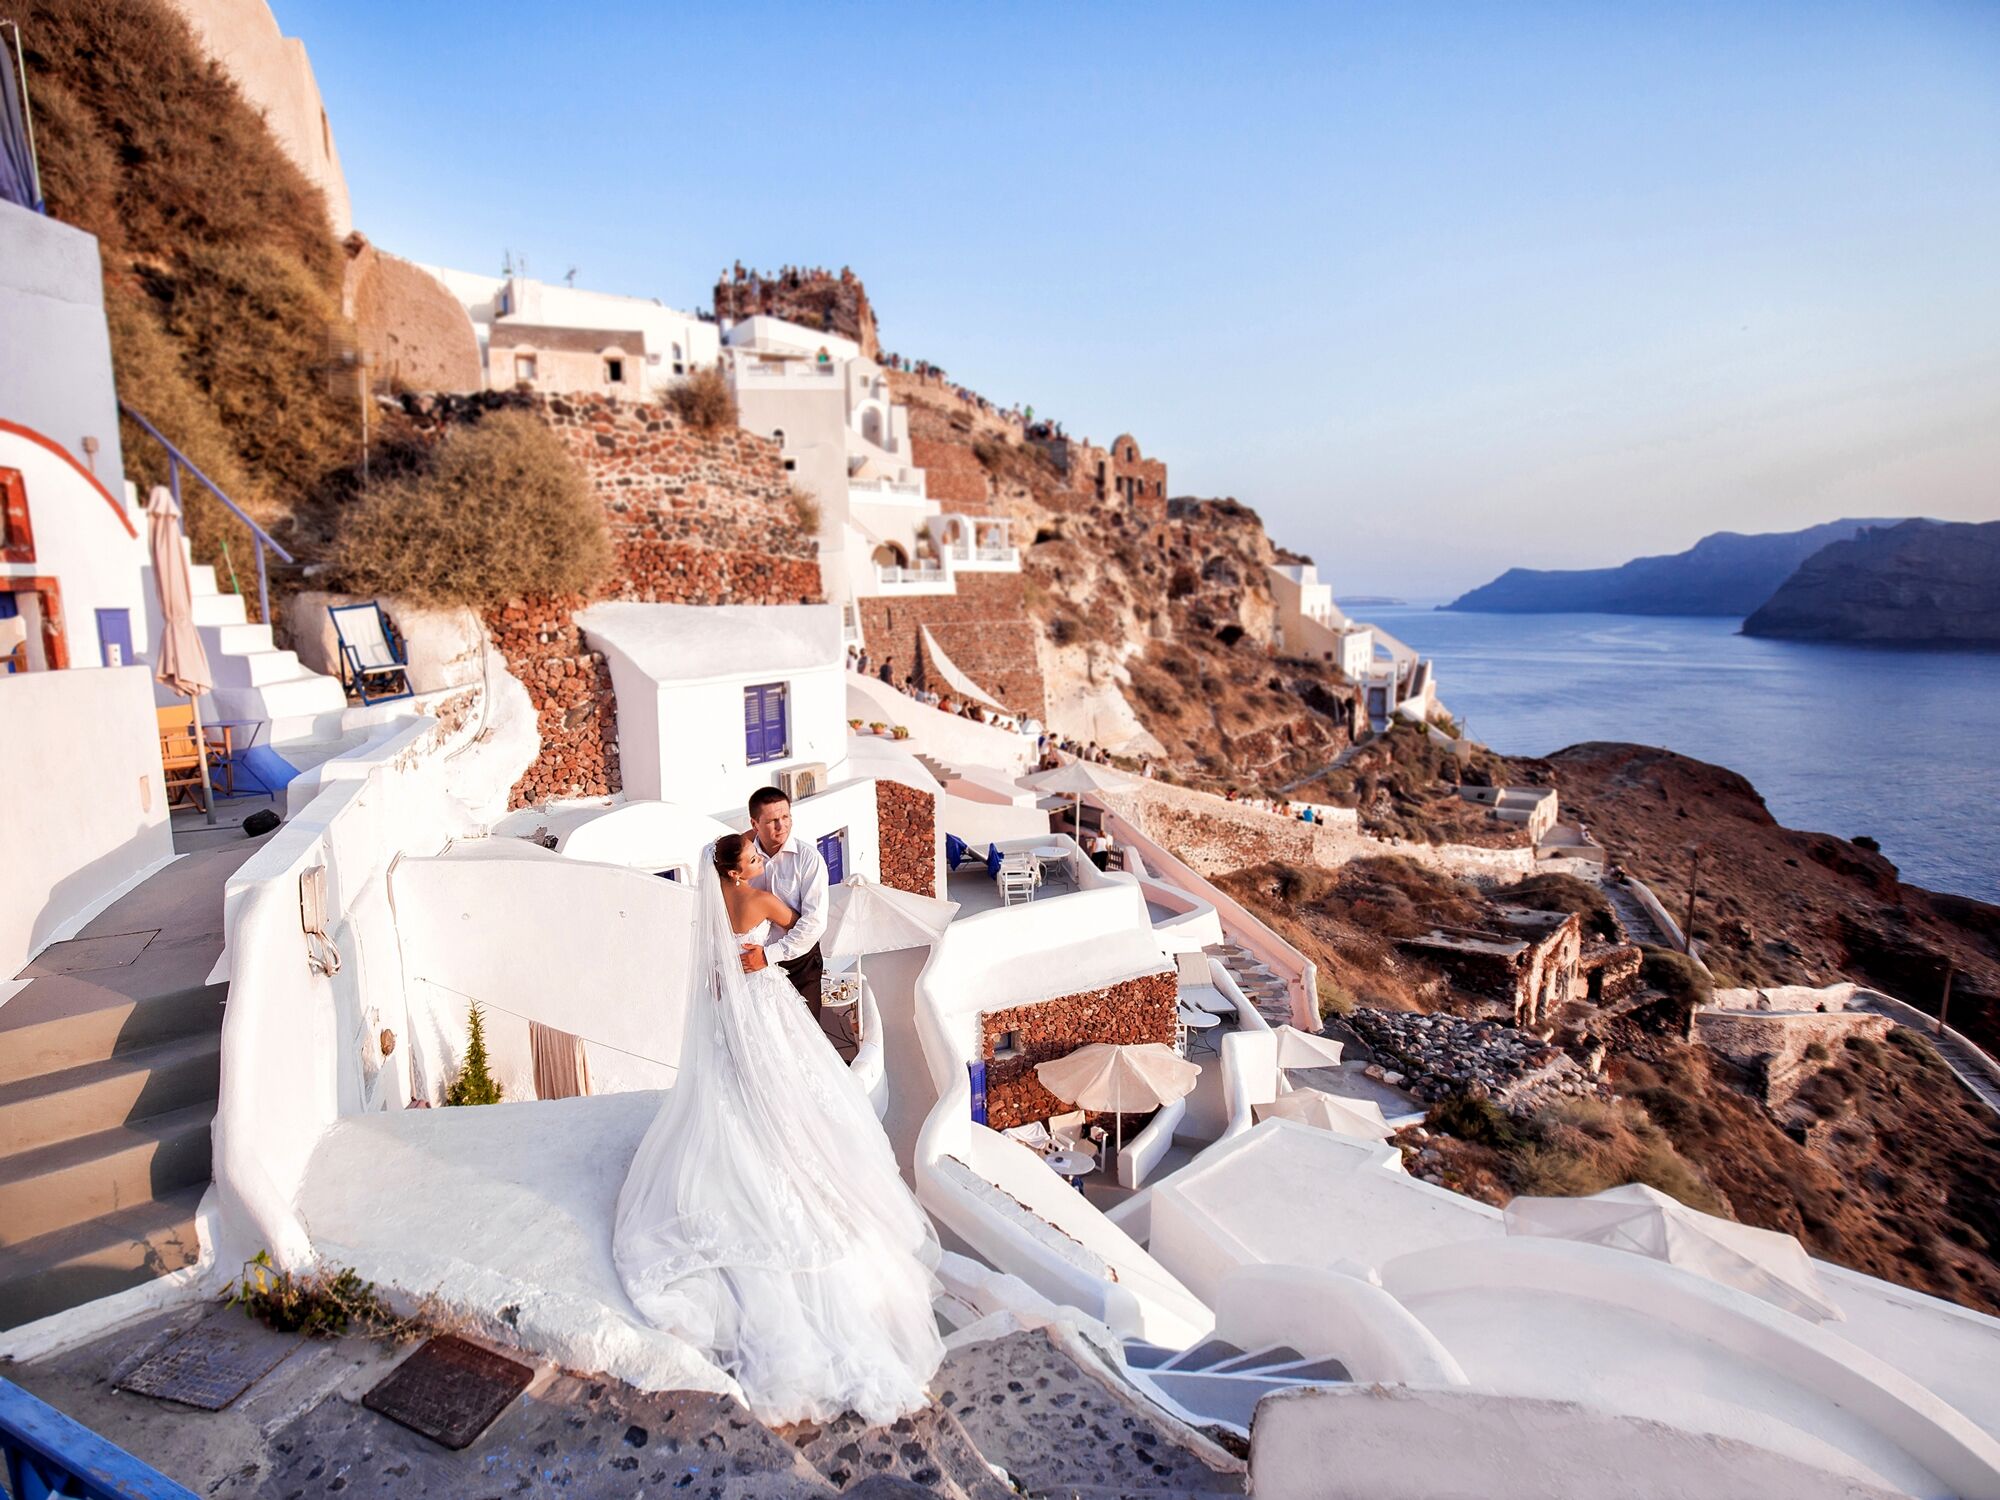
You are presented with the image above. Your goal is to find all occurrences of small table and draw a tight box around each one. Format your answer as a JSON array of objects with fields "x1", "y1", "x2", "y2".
[
  {"x1": 1044, "y1": 1149, "x2": 1096, "y2": 1188},
  {"x1": 1029, "y1": 845, "x2": 1073, "y2": 885}
]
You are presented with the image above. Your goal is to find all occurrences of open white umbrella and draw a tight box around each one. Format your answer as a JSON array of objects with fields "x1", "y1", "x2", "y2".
[
  {"x1": 1270, "y1": 1025, "x2": 1347, "y2": 1070},
  {"x1": 1034, "y1": 1041, "x2": 1201, "y2": 1161},
  {"x1": 1504, "y1": 1182, "x2": 1844, "y2": 1322},
  {"x1": 822, "y1": 874, "x2": 960, "y2": 1042},
  {"x1": 147, "y1": 484, "x2": 216, "y2": 824},
  {"x1": 1022, "y1": 759, "x2": 1133, "y2": 839},
  {"x1": 1254, "y1": 1088, "x2": 1394, "y2": 1141}
]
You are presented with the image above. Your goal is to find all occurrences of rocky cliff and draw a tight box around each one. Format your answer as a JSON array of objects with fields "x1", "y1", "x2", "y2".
[
  {"x1": 1446, "y1": 518, "x2": 1905, "y2": 616},
  {"x1": 1742, "y1": 519, "x2": 2000, "y2": 644}
]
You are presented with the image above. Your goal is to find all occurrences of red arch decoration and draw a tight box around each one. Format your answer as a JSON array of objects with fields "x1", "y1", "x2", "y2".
[{"x1": 0, "y1": 417, "x2": 139, "y2": 539}]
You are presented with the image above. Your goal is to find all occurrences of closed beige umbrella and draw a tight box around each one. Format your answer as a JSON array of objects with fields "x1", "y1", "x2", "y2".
[
  {"x1": 1034, "y1": 1041, "x2": 1201, "y2": 1160},
  {"x1": 1254, "y1": 1089, "x2": 1394, "y2": 1141},
  {"x1": 1270, "y1": 1025, "x2": 1347, "y2": 1070},
  {"x1": 148, "y1": 484, "x2": 216, "y2": 823}
]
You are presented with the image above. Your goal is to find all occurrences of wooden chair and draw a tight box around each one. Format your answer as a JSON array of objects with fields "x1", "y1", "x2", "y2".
[
  {"x1": 157, "y1": 705, "x2": 208, "y2": 811},
  {"x1": 329, "y1": 602, "x2": 413, "y2": 705}
]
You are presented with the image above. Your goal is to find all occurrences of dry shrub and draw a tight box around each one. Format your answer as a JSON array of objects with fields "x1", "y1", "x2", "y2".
[
  {"x1": 665, "y1": 367, "x2": 737, "y2": 434},
  {"x1": 331, "y1": 411, "x2": 609, "y2": 607},
  {"x1": 1511, "y1": 1096, "x2": 1725, "y2": 1214},
  {"x1": 1493, "y1": 872, "x2": 1621, "y2": 941},
  {"x1": 787, "y1": 487, "x2": 822, "y2": 536}
]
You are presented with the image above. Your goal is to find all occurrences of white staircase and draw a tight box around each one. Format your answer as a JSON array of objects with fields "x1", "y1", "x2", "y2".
[
  {"x1": 1205, "y1": 942, "x2": 1295, "y2": 1027},
  {"x1": 181, "y1": 553, "x2": 346, "y2": 744},
  {"x1": 1121, "y1": 1336, "x2": 1349, "y2": 1436}
]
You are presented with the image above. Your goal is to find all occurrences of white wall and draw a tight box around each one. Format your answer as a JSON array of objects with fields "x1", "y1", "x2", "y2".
[
  {"x1": 0, "y1": 667, "x2": 173, "y2": 978},
  {"x1": 0, "y1": 203, "x2": 126, "y2": 489},
  {"x1": 1, "y1": 429, "x2": 151, "y2": 670}
]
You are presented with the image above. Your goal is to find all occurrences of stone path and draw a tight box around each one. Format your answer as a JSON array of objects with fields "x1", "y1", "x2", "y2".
[
  {"x1": 1603, "y1": 879, "x2": 1673, "y2": 949},
  {"x1": 6, "y1": 1311, "x2": 1237, "y2": 1499}
]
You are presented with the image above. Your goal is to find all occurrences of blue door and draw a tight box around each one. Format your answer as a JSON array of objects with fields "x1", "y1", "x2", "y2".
[
  {"x1": 817, "y1": 829, "x2": 845, "y2": 884},
  {"x1": 95, "y1": 608, "x2": 133, "y2": 667},
  {"x1": 743, "y1": 682, "x2": 789, "y2": 765}
]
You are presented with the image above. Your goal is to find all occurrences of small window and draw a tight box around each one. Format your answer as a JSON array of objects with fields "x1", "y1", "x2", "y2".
[
  {"x1": 744, "y1": 682, "x2": 790, "y2": 766},
  {"x1": 604, "y1": 357, "x2": 625, "y2": 384},
  {"x1": 816, "y1": 829, "x2": 846, "y2": 884},
  {"x1": 783, "y1": 459, "x2": 797, "y2": 472},
  {"x1": 655, "y1": 866, "x2": 691, "y2": 883},
  {"x1": 514, "y1": 353, "x2": 537, "y2": 382},
  {"x1": 992, "y1": 1029, "x2": 1021, "y2": 1060}
]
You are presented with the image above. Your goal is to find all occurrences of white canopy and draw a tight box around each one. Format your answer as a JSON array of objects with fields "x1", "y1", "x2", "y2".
[
  {"x1": 1254, "y1": 1089, "x2": 1394, "y2": 1141},
  {"x1": 1270, "y1": 1025, "x2": 1347, "y2": 1070},
  {"x1": 919, "y1": 625, "x2": 1004, "y2": 711},
  {"x1": 1034, "y1": 1042, "x2": 1200, "y2": 1115},
  {"x1": 1504, "y1": 1182, "x2": 1844, "y2": 1323},
  {"x1": 1021, "y1": 760, "x2": 1135, "y2": 798},
  {"x1": 823, "y1": 875, "x2": 959, "y2": 961}
]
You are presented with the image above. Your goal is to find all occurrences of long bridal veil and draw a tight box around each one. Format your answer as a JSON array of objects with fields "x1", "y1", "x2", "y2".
[{"x1": 612, "y1": 841, "x2": 943, "y2": 1424}]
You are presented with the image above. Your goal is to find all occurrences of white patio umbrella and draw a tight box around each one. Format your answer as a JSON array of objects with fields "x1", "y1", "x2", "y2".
[
  {"x1": 1022, "y1": 759, "x2": 1133, "y2": 838},
  {"x1": 1270, "y1": 1025, "x2": 1347, "y2": 1071},
  {"x1": 1253, "y1": 1088, "x2": 1394, "y2": 1141},
  {"x1": 822, "y1": 874, "x2": 960, "y2": 1042},
  {"x1": 1504, "y1": 1182, "x2": 1844, "y2": 1323},
  {"x1": 1034, "y1": 1041, "x2": 1201, "y2": 1161},
  {"x1": 147, "y1": 484, "x2": 216, "y2": 824}
]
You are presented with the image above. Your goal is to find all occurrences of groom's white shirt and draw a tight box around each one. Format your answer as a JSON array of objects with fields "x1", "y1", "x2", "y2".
[{"x1": 750, "y1": 833, "x2": 828, "y2": 965}]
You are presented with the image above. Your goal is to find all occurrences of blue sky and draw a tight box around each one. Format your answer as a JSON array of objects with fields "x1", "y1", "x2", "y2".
[{"x1": 290, "y1": 0, "x2": 2000, "y2": 597}]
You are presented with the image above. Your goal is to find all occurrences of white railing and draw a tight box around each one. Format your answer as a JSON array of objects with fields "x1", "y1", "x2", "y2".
[
  {"x1": 730, "y1": 356, "x2": 838, "y2": 382},
  {"x1": 876, "y1": 564, "x2": 946, "y2": 586},
  {"x1": 850, "y1": 478, "x2": 927, "y2": 499},
  {"x1": 976, "y1": 545, "x2": 1019, "y2": 564}
]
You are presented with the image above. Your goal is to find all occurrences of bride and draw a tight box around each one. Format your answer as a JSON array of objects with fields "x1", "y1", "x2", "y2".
[{"x1": 613, "y1": 833, "x2": 945, "y2": 1426}]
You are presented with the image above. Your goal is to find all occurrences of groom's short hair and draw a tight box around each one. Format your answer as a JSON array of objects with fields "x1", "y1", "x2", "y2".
[{"x1": 748, "y1": 787, "x2": 790, "y2": 818}]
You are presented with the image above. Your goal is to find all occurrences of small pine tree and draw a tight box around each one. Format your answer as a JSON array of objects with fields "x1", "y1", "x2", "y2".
[{"x1": 444, "y1": 1003, "x2": 503, "y2": 1106}]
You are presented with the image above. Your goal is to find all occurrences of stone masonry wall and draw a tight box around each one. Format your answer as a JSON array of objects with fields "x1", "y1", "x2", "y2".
[
  {"x1": 979, "y1": 971, "x2": 1178, "y2": 1131},
  {"x1": 909, "y1": 436, "x2": 991, "y2": 509},
  {"x1": 859, "y1": 573, "x2": 1047, "y2": 719},
  {"x1": 400, "y1": 391, "x2": 821, "y2": 807},
  {"x1": 1695, "y1": 1008, "x2": 1892, "y2": 1111},
  {"x1": 877, "y1": 779, "x2": 938, "y2": 896}
]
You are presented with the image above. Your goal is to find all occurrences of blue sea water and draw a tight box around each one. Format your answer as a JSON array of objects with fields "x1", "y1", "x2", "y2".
[{"x1": 1352, "y1": 605, "x2": 2000, "y2": 903}]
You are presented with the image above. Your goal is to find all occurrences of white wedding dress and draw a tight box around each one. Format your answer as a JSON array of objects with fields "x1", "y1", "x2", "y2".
[{"x1": 612, "y1": 862, "x2": 944, "y2": 1426}]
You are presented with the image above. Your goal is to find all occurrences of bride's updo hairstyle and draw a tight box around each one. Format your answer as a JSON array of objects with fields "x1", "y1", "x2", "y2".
[{"x1": 713, "y1": 832, "x2": 751, "y2": 883}]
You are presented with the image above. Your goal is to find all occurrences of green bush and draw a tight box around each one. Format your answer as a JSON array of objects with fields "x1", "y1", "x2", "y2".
[
  {"x1": 1316, "y1": 975, "x2": 1356, "y2": 1018},
  {"x1": 229, "y1": 1250, "x2": 394, "y2": 1338},
  {"x1": 444, "y1": 1002, "x2": 504, "y2": 1106},
  {"x1": 331, "y1": 411, "x2": 609, "y2": 607},
  {"x1": 1640, "y1": 946, "x2": 1714, "y2": 1009},
  {"x1": 1429, "y1": 1091, "x2": 1526, "y2": 1152}
]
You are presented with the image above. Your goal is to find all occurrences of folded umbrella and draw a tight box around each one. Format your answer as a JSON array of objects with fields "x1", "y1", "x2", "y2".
[
  {"x1": 1254, "y1": 1088, "x2": 1394, "y2": 1141},
  {"x1": 1270, "y1": 1025, "x2": 1346, "y2": 1070}
]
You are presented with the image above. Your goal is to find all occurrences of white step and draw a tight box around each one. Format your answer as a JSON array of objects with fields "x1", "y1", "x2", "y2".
[
  {"x1": 209, "y1": 673, "x2": 347, "y2": 725},
  {"x1": 190, "y1": 591, "x2": 247, "y2": 628},
  {"x1": 210, "y1": 648, "x2": 303, "y2": 689},
  {"x1": 198, "y1": 621, "x2": 274, "y2": 657},
  {"x1": 187, "y1": 563, "x2": 218, "y2": 595}
]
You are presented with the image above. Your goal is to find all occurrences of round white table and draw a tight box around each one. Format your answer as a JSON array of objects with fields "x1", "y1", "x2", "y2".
[
  {"x1": 1178, "y1": 1006, "x2": 1221, "y2": 1030},
  {"x1": 1045, "y1": 1150, "x2": 1096, "y2": 1187}
]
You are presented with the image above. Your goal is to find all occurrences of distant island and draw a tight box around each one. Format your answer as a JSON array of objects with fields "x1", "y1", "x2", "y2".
[
  {"x1": 1743, "y1": 519, "x2": 2000, "y2": 645},
  {"x1": 1335, "y1": 595, "x2": 1405, "y2": 607},
  {"x1": 1444, "y1": 518, "x2": 1904, "y2": 616}
]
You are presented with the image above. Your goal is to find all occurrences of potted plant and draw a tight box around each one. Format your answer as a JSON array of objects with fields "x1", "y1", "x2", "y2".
[
  {"x1": 869, "y1": 721, "x2": 888, "y2": 735},
  {"x1": 891, "y1": 725, "x2": 911, "y2": 740}
]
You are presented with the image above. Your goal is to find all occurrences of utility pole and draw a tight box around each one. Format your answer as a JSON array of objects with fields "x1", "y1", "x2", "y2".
[
  {"x1": 1938, "y1": 962, "x2": 1955, "y2": 1038},
  {"x1": 1682, "y1": 845, "x2": 1701, "y2": 957}
]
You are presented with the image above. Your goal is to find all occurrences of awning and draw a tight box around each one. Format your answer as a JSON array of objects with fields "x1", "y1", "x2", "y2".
[{"x1": 919, "y1": 626, "x2": 1004, "y2": 711}]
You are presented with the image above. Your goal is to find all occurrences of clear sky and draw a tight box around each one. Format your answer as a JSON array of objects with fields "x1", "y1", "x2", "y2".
[{"x1": 288, "y1": 0, "x2": 2000, "y2": 598}]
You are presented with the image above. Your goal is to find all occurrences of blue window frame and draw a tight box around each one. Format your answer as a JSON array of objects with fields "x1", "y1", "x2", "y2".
[
  {"x1": 743, "y1": 682, "x2": 790, "y2": 766},
  {"x1": 817, "y1": 829, "x2": 846, "y2": 884}
]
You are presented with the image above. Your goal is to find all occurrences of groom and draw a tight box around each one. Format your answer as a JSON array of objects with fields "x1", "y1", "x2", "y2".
[{"x1": 739, "y1": 787, "x2": 829, "y2": 1020}]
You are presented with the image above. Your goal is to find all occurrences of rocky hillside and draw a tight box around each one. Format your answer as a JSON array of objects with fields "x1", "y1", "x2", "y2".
[
  {"x1": 1743, "y1": 519, "x2": 2000, "y2": 643},
  {"x1": 892, "y1": 375, "x2": 1362, "y2": 790},
  {"x1": 1446, "y1": 518, "x2": 1904, "y2": 616}
]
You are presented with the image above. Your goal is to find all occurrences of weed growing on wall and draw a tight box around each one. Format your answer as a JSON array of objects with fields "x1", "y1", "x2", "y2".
[
  {"x1": 665, "y1": 367, "x2": 738, "y2": 434},
  {"x1": 332, "y1": 411, "x2": 610, "y2": 607},
  {"x1": 229, "y1": 1251, "x2": 395, "y2": 1338}
]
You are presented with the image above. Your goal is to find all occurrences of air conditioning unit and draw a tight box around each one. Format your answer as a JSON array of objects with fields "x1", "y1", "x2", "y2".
[{"x1": 777, "y1": 762, "x2": 828, "y2": 801}]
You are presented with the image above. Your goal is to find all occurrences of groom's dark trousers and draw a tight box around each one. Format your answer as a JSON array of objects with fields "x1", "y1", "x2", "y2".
[{"x1": 779, "y1": 943, "x2": 824, "y2": 1022}]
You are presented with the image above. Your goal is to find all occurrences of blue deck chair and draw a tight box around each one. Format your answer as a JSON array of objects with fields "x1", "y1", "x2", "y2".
[{"x1": 329, "y1": 602, "x2": 414, "y2": 705}]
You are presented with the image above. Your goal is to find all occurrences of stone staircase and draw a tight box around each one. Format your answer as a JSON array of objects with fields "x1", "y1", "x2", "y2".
[
  {"x1": 179, "y1": 547, "x2": 346, "y2": 745},
  {"x1": 1121, "y1": 1335, "x2": 1348, "y2": 1438},
  {"x1": 1204, "y1": 943, "x2": 1294, "y2": 1027},
  {"x1": 0, "y1": 843, "x2": 257, "y2": 1332}
]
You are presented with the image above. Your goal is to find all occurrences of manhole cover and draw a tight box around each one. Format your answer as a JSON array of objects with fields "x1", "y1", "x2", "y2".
[
  {"x1": 17, "y1": 930, "x2": 159, "y2": 979},
  {"x1": 116, "y1": 1316, "x2": 299, "y2": 1411},
  {"x1": 362, "y1": 1335, "x2": 534, "y2": 1450}
]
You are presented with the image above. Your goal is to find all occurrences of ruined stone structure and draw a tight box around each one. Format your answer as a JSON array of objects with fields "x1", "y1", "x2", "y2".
[
  {"x1": 341, "y1": 234, "x2": 483, "y2": 394},
  {"x1": 1027, "y1": 432, "x2": 1167, "y2": 519},
  {"x1": 713, "y1": 266, "x2": 879, "y2": 359},
  {"x1": 1399, "y1": 908, "x2": 1583, "y2": 1031},
  {"x1": 401, "y1": 391, "x2": 820, "y2": 807},
  {"x1": 877, "y1": 780, "x2": 939, "y2": 896},
  {"x1": 978, "y1": 971, "x2": 1178, "y2": 1130},
  {"x1": 1695, "y1": 1007, "x2": 1894, "y2": 1112},
  {"x1": 857, "y1": 575, "x2": 1049, "y2": 719}
]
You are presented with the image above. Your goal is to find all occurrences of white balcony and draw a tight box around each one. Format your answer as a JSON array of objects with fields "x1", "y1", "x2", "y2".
[
  {"x1": 869, "y1": 563, "x2": 956, "y2": 596},
  {"x1": 849, "y1": 477, "x2": 929, "y2": 502},
  {"x1": 728, "y1": 356, "x2": 841, "y2": 388}
]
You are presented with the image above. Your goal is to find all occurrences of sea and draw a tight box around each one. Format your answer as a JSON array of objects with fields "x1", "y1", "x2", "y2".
[{"x1": 1347, "y1": 604, "x2": 2000, "y2": 904}]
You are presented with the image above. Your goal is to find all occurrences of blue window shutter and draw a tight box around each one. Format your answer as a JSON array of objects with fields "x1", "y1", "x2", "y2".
[
  {"x1": 818, "y1": 830, "x2": 844, "y2": 884},
  {"x1": 744, "y1": 683, "x2": 790, "y2": 766},
  {"x1": 743, "y1": 685, "x2": 763, "y2": 762}
]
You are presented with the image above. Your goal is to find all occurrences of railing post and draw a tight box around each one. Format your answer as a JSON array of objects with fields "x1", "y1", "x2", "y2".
[{"x1": 255, "y1": 541, "x2": 270, "y2": 627}]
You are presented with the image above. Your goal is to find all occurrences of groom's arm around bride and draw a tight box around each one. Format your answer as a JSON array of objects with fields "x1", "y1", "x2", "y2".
[{"x1": 742, "y1": 788, "x2": 830, "y2": 1018}]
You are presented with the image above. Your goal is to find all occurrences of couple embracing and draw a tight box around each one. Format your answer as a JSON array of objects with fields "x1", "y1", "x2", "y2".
[{"x1": 612, "y1": 788, "x2": 944, "y2": 1426}]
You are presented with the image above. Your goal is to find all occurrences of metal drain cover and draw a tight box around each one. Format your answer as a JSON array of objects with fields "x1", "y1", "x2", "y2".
[
  {"x1": 362, "y1": 1335, "x2": 534, "y2": 1450},
  {"x1": 17, "y1": 929, "x2": 159, "y2": 979},
  {"x1": 116, "y1": 1315, "x2": 299, "y2": 1411}
]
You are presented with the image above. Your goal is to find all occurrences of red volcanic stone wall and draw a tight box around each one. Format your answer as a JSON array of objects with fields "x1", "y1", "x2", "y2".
[
  {"x1": 910, "y1": 436, "x2": 991, "y2": 508},
  {"x1": 979, "y1": 971, "x2": 1178, "y2": 1130},
  {"x1": 401, "y1": 391, "x2": 823, "y2": 808},
  {"x1": 713, "y1": 266, "x2": 879, "y2": 359},
  {"x1": 1108, "y1": 434, "x2": 1168, "y2": 522},
  {"x1": 484, "y1": 594, "x2": 620, "y2": 806},
  {"x1": 858, "y1": 573, "x2": 1047, "y2": 719},
  {"x1": 876, "y1": 779, "x2": 938, "y2": 896}
]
